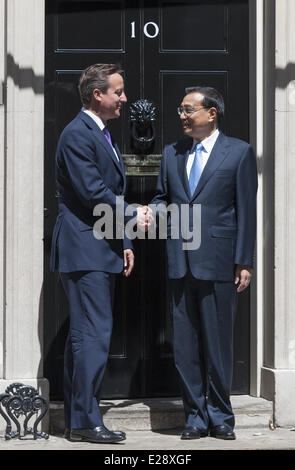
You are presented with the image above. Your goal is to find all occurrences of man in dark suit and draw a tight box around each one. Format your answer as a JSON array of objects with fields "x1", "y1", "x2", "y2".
[
  {"x1": 150, "y1": 87, "x2": 257, "y2": 440},
  {"x1": 50, "y1": 64, "x2": 139, "y2": 443}
]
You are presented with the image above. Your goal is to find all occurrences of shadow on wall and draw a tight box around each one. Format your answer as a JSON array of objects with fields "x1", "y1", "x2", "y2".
[
  {"x1": 4, "y1": 54, "x2": 295, "y2": 94},
  {"x1": 6, "y1": 53, "x2": 44, "y2": 94},
  {"x1": 276, "y1": 63, "x2": 295, "y2": 89},
  {"x1": 254, "y1": 61, "x2": 295, "y2": 177}
]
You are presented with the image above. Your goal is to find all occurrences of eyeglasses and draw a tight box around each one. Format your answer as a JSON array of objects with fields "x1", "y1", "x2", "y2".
[{"x1": 177, "y1": 106, "x2": 206, "y2": 116}]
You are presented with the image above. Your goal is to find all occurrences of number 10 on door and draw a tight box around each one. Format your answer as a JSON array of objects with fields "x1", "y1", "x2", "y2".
[{"x1": 131, "y1": 21, "x2": 160, "y2": 39}]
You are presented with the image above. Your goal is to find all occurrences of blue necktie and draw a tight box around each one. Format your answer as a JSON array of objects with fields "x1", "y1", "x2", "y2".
[{"x1": 189, "y1": 142, "x2": 204, "y2": 196}]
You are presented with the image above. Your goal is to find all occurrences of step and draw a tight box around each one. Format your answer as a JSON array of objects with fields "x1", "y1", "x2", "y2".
[{"x1": 49, "y1": 395, "x2": 273, "y2": 434}]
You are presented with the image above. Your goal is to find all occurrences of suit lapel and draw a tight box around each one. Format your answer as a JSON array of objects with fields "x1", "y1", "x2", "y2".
[
  {"x1": 177, "y1": 139, "x2": 193, "y2": 200},
  {"x1": 114, "y1": 141, "x2": 125, "y2": 171},
  {"x1": 113, "y1": 141, "x2": 126, "y2": 193},
  {"x1": 191, "y1": 132, "x2": 229, "y2": 201},
  {"x1": 79, "y1": 111, "x2": 125, "y2": 178}
]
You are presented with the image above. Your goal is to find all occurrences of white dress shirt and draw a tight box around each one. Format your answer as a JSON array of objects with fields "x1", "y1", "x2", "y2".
[
  {"x1": 186, "y1": 128, "x2": 220, "y2": 179},
  {"x1": 82, "y1": 108, "x2": 119, "y2": 161}
]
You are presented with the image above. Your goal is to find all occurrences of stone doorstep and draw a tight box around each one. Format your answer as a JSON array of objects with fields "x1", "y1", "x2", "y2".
[{"x1": 49, "y1": 395, "x2": 273, "y2": 434}]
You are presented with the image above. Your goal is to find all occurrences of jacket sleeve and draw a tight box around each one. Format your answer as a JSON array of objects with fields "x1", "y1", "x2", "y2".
[
  {"x1": 150, "y1": 146, "x2": 169, "y2": 207},
  {"x1": 149, "y1": 146, "x2": 171, "y2": 231},
  {"x1": 234, "y1": 144, "x2": 258, "y2": 267}
]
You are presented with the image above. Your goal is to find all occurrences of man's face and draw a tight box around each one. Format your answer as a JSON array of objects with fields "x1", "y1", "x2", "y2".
[
  {"x1": 97, "y1": 73, "x2": 127, "y2": 123},
  {"x1": 179, "y1": 92, "x2": 213, "y2": 140}
]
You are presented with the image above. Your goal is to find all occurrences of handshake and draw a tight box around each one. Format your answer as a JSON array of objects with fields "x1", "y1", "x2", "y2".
[{"x1": 136, "y1": 205, "x2": 154, "y2": 232}]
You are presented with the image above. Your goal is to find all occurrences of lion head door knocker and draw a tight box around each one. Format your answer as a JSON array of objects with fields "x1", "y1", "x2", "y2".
[{"x1": 130, "y1": 99, "x2": 156, "y2": 154}]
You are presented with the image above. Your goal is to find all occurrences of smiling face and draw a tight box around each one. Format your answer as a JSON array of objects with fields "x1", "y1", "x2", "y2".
[
  {"x1": 179, "y1": 92, "x2": 217, "y2": 141},
  {"x1": 94, "y1": 72, "x2": 127, "y2": 123}
]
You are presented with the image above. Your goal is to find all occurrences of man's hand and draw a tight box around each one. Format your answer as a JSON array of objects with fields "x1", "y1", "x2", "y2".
[
  {"x1": 123, "y1": 249, "x2": 134, "y2": 277},
  {"x1": 235, "y1": 265, "x2": 252, "y2": 293},
  {"x1": 136, "y1": 205, "x2": 154, "y2": 232}
]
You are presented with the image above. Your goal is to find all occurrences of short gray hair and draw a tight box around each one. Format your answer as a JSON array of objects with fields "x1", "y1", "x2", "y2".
[{"x1": 78, "y1": 63, "x2": 121, "y2": 105}]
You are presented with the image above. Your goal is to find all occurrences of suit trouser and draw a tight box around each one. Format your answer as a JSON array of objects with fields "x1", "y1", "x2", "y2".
[
  {"x1": 60, "y1": 270, "x2": 115, "y2": 430},
  {"x1": 170, "y1": 270, "x2": 237, "y2": 431}
]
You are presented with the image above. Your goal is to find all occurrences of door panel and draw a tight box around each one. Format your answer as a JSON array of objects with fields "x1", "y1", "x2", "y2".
[
  {"x1": 44, "y1": 0, "x2": 250, "y2": 400},
  {"x1": 160, "y1": 2, "x2": 227, "y2": 52},
  {"x1": 57, "y1": 1, "x2": 125, "y2": 51}
]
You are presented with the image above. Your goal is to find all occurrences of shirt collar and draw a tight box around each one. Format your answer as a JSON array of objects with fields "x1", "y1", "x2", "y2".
[
  {"x1": 193, "y1": 128, "x2": 220, "y2": 153},
  {"x1": 82, "y1": 107, "x2": 105, "y2": 131}
]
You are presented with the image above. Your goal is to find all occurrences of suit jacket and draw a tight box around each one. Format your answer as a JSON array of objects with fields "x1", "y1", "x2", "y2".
[
  {"x1": 151, "y1": 132, "x2": 258, "y2": 281},
  {"x1": 50, "y1": 110, "x2": 133, "y2": 273}
]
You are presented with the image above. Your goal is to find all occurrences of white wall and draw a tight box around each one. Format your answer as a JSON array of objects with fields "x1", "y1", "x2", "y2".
[
  {"x1": 261, "y1": 0, "x2": 295, "y2": 426},
  {"x1": 0, "y1": 0, "x2": 6, "y2": 380}
]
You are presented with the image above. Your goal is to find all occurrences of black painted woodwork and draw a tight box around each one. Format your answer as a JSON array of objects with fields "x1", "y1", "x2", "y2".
[{"x1": 44, "y1": 0, "x2": 250, "y2": 400}]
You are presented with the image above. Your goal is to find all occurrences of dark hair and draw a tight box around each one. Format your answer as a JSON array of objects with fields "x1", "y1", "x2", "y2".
[
  {"x1": 79, "y1": 63, "x2": 121, "y2": 105},
  {"x1": 184, "y1": 86, "x2": 225, "y2": 122}
]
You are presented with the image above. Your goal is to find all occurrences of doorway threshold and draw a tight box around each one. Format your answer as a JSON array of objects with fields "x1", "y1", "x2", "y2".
[{"x1": 49, "y1": 395, "x2": 273, "y2": 434}]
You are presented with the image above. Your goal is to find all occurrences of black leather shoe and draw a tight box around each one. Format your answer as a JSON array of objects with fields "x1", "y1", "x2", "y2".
[
  {"x1": 210, "y1": 425, "x2": 236, "y2": 440},
  {"x1": 64, "y1": 428, "x2": 71, "y2": 440},
  {"x1": 181, "y1": 426, "x2": 208, "y2": 440},
  {"x1": 65, "y1": 426, "x2": 126, "y2": 442},
  {"x1": 69, "y1": 426, "x2": 126, "y2": 443}
]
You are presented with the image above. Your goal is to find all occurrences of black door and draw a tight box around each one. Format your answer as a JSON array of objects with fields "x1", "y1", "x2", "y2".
[{"x1": 44, "y1": 0, "x2": 250, "y2": 400}]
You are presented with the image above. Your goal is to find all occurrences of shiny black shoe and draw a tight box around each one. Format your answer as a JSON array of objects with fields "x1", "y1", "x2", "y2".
[
  {"x1": 69, "y1": 426, "x2": 126, "y2": 443},
  {"x1": 180, "y1": 426, "x2": 208, "y2": 440},
  {"x1": 65, "y1": 426, "x2": 126, "y2": 442},
  {"x1": 210, "y1": 425, "x2": 236, "y2": 440}
]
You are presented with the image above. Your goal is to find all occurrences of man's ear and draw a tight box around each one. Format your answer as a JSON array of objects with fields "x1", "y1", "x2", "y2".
[
  {"x1": 208, "y1": 107, "x2": 217, "y2": 123},
  {"x1": 93, "y1": 88, "x2": 102, "y2": 103}
]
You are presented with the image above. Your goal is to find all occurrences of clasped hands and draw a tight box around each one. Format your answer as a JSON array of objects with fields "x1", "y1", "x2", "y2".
[{"x1": 136, "y1": 205, "x2": 154, "y2": 231}]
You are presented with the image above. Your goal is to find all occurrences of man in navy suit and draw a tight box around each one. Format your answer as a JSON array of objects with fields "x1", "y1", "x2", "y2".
[
  {"x1": 150, "y1": 87, "x2": 257, "y2": 440},
  {"x1": 50, "y1": 64, "x2": 140, "y2": 443}
]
